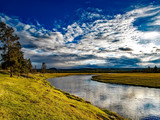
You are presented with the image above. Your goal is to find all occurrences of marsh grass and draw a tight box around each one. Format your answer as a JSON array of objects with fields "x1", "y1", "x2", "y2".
[
  {"x1": 92, "y1": 73, "x2": 160, "y2": 88},
  {"x1": 0, "y1": 72, "x2": 125, "y2": 120}
]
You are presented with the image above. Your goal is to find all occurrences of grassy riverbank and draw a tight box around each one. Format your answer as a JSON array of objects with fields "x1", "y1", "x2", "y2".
[
  {"x1": 92, "y1": 73, "x2": 160, "y2": 88},
  {"x1": 0, "y1": 71, "x2": 125, "y2": 120}
]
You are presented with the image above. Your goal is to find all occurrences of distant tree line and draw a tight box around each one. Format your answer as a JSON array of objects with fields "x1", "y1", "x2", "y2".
[
  {"x1": 48, "y1": 67, "x2": 160, "y2": 73},
  {"x1": 143, "y1": 66, "x2": 160, "y2": 73}
]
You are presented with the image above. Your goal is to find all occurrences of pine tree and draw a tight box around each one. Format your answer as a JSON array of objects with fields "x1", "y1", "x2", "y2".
[
  {"x1": 0, "y1": 22, "x2": 27, "y2": 77},
  {"x1": 154, "y1": 65, "x2": 158, "y2": 73},
  {"x1": 27, "y1": 58, "x2": 32, "y2": 73},
  {"x1": 0, "y1": 22, "x2": 21, "y2": 76},
  {"x1": 20, "y1": 59, "x2": 29, "y2": 75},
  {"x1": 147, "y1": 66, "x2": 151, "y2": 73},
  {"x1": 41, "y1": 62, "x2": 46, "y2": 73},
  {"x1": 34, "y1": 65, "x2": 37, "y2": 73}
]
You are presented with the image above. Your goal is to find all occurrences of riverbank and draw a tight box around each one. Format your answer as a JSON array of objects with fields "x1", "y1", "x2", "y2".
[
  {"x1": 0, "y1": 71, "x2": 125, "y2": 120},
  {"x1": 92, "y1": 73, "x2": 160, "y2": 88}
]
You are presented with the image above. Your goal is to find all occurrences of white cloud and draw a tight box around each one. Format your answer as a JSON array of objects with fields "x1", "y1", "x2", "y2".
[
  {"x1": 1, "y1": 5, "x2": 160, "y2": 68},
  {"x1": 64, "y1": 22, "x2": 83, "y2": 42},
  {"x1": 142, "y1": 31, "x2": 160, "y2": 40},
  {"x1": 24, "y1": 25, "x2": 31, "y2": 30}
]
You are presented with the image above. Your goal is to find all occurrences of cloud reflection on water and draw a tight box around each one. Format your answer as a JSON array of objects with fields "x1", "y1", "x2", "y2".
[{"x1": 48, "y1": 75, "x2": 160, "y2": 119}]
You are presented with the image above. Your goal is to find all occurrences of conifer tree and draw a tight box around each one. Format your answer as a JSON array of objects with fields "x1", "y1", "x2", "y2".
[
  {"x1": 0, "y1": 22, "x2": 28, "y2": 77},
  {"x1": 27, "y1": 58, "x2": 32, "y2": 73},
  {"x1": 41, "y1": 62, "x2": 46, "y2": 73},
  {"x1": 147, "y1": 66, "x2": 151, "y2": 73},
  {"x1": 34, "y1": 65, "x2": 37, "y2": 73},
  {"x1": 0, "y1": 22, "x2": 21, "y2": 76},
  {"x1": 20, "y1": 59, "x2": 29, "y2": 75},
  {"x1": 154, "y1": 65, "x2": 158, "y2": 73}
]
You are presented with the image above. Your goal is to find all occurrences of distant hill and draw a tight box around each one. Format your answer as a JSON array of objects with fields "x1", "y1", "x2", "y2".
[{"x1": 48, "y1": 68, "x2": 145, "y2": 73}]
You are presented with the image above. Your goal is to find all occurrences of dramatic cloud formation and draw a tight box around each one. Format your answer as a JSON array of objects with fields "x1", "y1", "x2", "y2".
[{"x1": 1, "y1": 5, "x2": 160, "y2": 68}]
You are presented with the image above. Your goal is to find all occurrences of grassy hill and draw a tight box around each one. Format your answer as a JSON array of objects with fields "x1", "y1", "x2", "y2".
[{"x1": 0, "y1": 71, "x2": 125, "y2": 120}]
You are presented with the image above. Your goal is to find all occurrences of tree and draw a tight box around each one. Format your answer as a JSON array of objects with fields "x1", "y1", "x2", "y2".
[
  {"x1": 0, "y1": 22, "x2": 29, "y2": 77},
  {"x1": 147, "y1": 66, "x2": 151, "y2": 73},
  {"x1": 41, "y1": 62, "x2": 46, "y2": 73},
  {"x1": 153, "y1": 65, "x2": 158, "y2": 73},
  {"x1": 34, "y1": 65, "x2": 37, "y2": 73},
  {"x1": 27, "y1": 58, "x2": 32, "y2": 73},
  {"x1": 0, "y1": 22, "x2": 22, "y2": 77},
  {"x1": 20, "y1": 59, "x2": 29, "y2": 75}
]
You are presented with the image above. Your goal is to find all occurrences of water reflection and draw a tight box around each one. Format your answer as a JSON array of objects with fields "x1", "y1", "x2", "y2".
[{"x1": 47, "y1": 75, "x2": 160, "y2": 120}]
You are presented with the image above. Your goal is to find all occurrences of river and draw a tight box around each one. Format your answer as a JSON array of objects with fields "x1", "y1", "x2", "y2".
[{"x1": 47, "y1": 75, "x2": 160, "y2": 120}]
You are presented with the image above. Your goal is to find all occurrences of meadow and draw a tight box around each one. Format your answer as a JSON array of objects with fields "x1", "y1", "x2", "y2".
[
  {"x1": 92, "y1": 73, "x2": 160, "y2": 88},
  {"x1": 0, "y1": 71, "x2": 125, "y2": 120}
]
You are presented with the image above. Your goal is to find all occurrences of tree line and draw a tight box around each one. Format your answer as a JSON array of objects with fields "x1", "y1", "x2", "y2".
[
  {"x1": 0, "y1": 22, "x2": 47, "y2": 77},
  {"x1": 144, "y1": 66, "x2": 160, "y2": 73}
]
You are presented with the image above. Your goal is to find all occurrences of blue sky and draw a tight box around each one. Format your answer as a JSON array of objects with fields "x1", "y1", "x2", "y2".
[{"x1": 1, "y1": 0, "x2": 160, "y2": 68}]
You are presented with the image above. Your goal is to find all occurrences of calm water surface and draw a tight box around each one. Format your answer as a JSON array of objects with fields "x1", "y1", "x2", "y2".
[{"x1": 47, "y1": 75, "x2": 160, "y2": 120}]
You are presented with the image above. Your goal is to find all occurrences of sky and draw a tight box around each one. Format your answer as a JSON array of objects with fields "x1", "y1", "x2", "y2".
[{"x1": 1, "y1": 0, "x2": 160, "y2": 68}]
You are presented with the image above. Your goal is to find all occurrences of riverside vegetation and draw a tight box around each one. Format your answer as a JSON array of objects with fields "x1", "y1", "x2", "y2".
[
  {"x1": 92, "y1": 73, "x2": 160, "y2": 88},
  {"x1": 0, "y1": 71, "x2": 126, "y2": 120}
]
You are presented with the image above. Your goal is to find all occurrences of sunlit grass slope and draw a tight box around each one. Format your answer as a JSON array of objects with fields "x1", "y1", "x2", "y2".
[
  {"x1": 92, "y1": 73, "x2": 160, "y2": 88},
  {"x1": 0, "y1": 71, "x2": 124, "y2": 120}
]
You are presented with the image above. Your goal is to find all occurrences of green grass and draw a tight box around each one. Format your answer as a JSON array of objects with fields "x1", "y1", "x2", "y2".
[
  {"x1": 92, "y1": 73, "x2": 160, "y2": 88},
  {"x1": 0, "y1": 71, "x2": 125, "y2": 120}
]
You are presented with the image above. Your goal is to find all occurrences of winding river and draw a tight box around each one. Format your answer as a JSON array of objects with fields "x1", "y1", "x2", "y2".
[{"x1": 47, "y1": 75, "x2": 160, "y2": 120}]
